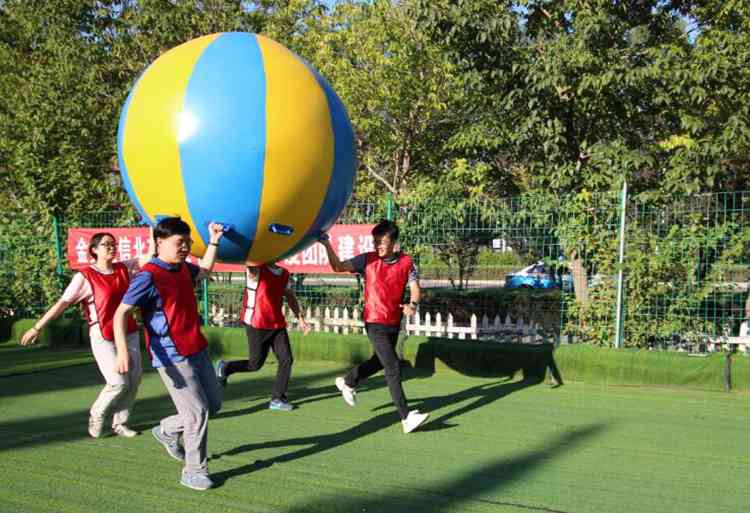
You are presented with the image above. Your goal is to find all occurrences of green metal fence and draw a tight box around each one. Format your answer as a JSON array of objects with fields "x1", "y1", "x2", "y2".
[
  {"x1": 2, "y1": 189, "x2": 748, "y2": 349},
  {"x1": 623, "y1": 191, "x2": 750, "y2": 349}
]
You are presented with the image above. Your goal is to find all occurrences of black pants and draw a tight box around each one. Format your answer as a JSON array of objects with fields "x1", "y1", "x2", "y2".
[
  {"x1": 345, "y1": 323, "x2": 409, "y2": 419},
  {"x1": 225, "y1": 326, "x2": 293, "y2": 401}
]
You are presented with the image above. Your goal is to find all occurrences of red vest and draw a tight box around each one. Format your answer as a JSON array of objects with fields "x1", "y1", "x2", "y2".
[
  {"x1": 363, "y1": 252, "x2": 413, "y2": 326},
  {"x1": 143, "y1": 262, "x2": 207, "y2": 357},
  {"x1": 241, "y1": 265, "x2": 289, "y2": 329},
  {"x1": 79, "y1": 263, "x2": 138, "y2": 341}
]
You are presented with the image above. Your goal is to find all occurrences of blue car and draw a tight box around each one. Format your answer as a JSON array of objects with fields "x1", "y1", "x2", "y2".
[{"x1": 505, "y1": 262, "x2": 567, "y2": 290}]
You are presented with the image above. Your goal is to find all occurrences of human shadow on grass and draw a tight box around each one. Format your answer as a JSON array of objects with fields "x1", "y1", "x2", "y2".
[
  {"x1": 280, "y1": 423, "x2": 606, "y2": 513},
  {"x1": 0, "y1": 353, "x2": 116, "y2": 398},
  {"x1": 0, "y1": 365, "x2": 346, "y2": 453},
  {"x1": 373, "y1": 377, "x2": 539, "y2": 432},
  {"x1": 213, "y1": 378, "x2": 388, "y2": 420},
  {"x1": 210, "y1": 376, "x2": 536, "y2": 487},
  {"x1": 213, "y1": 357, "x2": 421, "y2": 420}
]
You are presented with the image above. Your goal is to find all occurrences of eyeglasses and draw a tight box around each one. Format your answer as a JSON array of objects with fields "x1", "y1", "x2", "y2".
[{"x1": 98, "y1": 243, "x2": 116, "y2": 249}]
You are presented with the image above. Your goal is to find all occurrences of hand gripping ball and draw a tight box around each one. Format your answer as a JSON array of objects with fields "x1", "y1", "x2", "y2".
[{"x1": 117, "y1": 33, "x2": 357, "y2": 264}]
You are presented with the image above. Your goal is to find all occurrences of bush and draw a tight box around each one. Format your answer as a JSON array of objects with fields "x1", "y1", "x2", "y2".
[{"x1": 8, "y1": 318, "x2": 86, "y2": 347}]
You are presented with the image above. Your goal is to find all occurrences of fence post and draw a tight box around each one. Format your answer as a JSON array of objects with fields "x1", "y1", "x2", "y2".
[
  {"x1": 202, "y1": 278, "x2": 209, "y2": 326},
  {"x1": 52, "y1": 214, "x2": 66, "y2": 293},
  {"x1": 386, "y1": 192, "x2": 394, "y2": 221},
  {"x1": 614, "y1": 180, "x2": 628, "y2": 348}
]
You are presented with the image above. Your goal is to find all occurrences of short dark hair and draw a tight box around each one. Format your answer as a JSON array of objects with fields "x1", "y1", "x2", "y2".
[
  {"x1": 153, "y1": 217, "x2": 191, "y2": 241},
  {"x1": 372, "y1": 219, "x2": 399, "y2": 241},
  {"x1": 88, "y1": 232, "x2": 115, "y2": 258}
]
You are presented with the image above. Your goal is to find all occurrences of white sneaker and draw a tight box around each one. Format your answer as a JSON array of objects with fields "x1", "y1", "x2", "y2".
[
  {"x1": 402, "y1": 410, "x2": 429, "y2": 434},
  {"x1": 335, "y1": 377, "x2": 357, "y2": 406},
  {"x1": 113, "y1": 424, "x2": 139, "y2": 438},
  {"x1": 88, "y1": 416, "x2": 104, "y2": 438}
]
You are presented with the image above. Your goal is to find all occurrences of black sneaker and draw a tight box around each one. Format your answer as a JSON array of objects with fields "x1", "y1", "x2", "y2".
[{"x1": 215, "y1": 359, "x2": 228, "y2": 387}]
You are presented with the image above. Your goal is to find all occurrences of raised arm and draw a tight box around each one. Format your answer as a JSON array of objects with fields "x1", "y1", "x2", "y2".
[
  {"x1": 196, "y1": 222, "x2": 226, "y2": 281},
  {"x1": 319, "y1": 236, "x2": 356, "y2": 273}
]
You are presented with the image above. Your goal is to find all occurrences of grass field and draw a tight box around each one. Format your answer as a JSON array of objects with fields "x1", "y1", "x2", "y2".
[{"x1": 1, "y1": 348, "x2": 749, "y2": 513}]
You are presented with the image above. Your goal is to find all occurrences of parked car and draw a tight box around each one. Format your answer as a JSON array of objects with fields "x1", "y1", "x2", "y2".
[{"x1": 505, "y1": 261, "x2": 567, "y2": 290}]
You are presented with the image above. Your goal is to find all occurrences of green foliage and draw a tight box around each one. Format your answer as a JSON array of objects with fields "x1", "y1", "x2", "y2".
[
  {"x1": 0, "y1": 0, "x2": 311, "y2": 312},
  {"x1": 400, "y1": 159, "x2": 501, "y2": 288},
  {"x1": 418, "y1": 247, "x2": 520, "y2": 268},
  {"x1": 300, "y1": 0, "x2": 467, "y2": 198},
  {"x1": 621, "y1": 196, "x2": 750, "y2": 346},
  {"x1": 413, "y1": 0, "x2": 750, "y2": 196},
  {"x1": 1, "y1": 0, "x2": 748, "y2": 349},
  {"x1": 0, "y1": 223, "x2": 59, "y2": 318}
]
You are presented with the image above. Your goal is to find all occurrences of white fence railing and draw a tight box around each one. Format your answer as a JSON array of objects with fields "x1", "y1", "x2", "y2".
[
  {"x1": 210, "y1": 304, "x2": 552, "y2": 343},
  {"x1": 705, "y1": 321, "x2": 750, "y2": 353}
]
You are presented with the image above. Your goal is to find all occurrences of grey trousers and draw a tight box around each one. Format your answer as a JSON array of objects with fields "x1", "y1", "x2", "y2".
[
  {"x1": 156, "y1": 349, "x2": 222, "y2": 473},
  {"x1": 89, "y1": 326, "x2": 142, "y2": 427}
]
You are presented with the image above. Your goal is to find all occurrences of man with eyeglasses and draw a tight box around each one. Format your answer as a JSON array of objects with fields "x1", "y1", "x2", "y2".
[{"x1": 113, "y1": 217, "x2": 224, "y2": 491}]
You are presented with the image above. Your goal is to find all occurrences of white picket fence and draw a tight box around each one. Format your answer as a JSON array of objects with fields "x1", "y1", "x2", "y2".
[
  {"x1": 210, "y1": 304, "x2": 551, "y2": 343},
  {"x1": 705, "y1": 321, "x2": 750, "y2": 354}
]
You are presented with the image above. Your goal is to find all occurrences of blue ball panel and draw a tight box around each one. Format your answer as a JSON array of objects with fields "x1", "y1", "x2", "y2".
[{"x1": 180, "y1": 32, "x2": 266, "y2": 261}]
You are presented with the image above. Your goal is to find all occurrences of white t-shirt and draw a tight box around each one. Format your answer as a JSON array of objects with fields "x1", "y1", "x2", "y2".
[{"x1": 62, "y1": 260, "x2": 139, "y2": 323}]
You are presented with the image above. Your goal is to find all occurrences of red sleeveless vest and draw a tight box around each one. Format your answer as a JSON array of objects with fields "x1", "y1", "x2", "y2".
[
  {"x1": 241, "y1": 265, "x2": 289, "y2": 329},
  {"x1": 363, "y1": 252, "x2": 413, "y2": 326},
  {"x1": 143, "y1": 262, "x2": 207, "y2": 357},
  {"x1": 79, "y1": 263, "x2": 138, "y2": 341}
]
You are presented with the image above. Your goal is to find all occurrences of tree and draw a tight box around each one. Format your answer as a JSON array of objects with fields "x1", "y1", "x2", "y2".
[
  {"x1": 650, "y1": 1, "x2": 750, "y2": 195},
  {"x1": 401, "y1": 159, "x2": 496, "y2": 289},
  {"x1": 300, "y1": 0, "x2": 466, "y2": 199},
  {"x1": 0, "y1": 0, "x2": 313, "y2": 311},
  {"x1": 411, "y1": 0, "x2": 749, "y2": 308}
]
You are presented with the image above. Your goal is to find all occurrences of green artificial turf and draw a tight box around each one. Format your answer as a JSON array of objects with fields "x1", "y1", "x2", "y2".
[
  {"x1": 0, "y1": 340, "x2": 94, "y2": 377},
  {"x1": 1, "y1": 357, "x2": 749, "y2": 513}
]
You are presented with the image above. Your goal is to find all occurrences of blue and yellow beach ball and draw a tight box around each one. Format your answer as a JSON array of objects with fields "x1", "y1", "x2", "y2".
[{"x1": 117, "y1": 33, "x2": 357, "y2": 264}]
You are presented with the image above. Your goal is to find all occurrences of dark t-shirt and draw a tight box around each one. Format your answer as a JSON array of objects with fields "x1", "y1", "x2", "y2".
[{"x1": 345, "y1": 253, "x2": 419, "y2": 282}]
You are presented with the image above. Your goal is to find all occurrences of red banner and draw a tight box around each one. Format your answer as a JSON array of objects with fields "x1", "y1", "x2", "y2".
[{"x1": 67, "y1": 224, "x2": 374, "y2": 274}]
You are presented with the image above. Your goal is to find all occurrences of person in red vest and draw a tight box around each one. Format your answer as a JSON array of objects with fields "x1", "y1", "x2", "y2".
[
  {"x1": 112, "y1": 217, "x2": 224, "y2": 491},
  {"x1": 214, "y1": 263, "x2": 310, "y2": 411},
  {"x1": 20, "y1": 232, "x2": 146, "y2": 439},
  {"x1": 319, "y1": 219, "x2": 430, "y2": 434}
]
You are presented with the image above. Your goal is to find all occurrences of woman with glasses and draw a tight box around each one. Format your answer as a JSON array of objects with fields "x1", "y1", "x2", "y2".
[{"x1": 21, "y1": 232, "x2": 148, "y2": 439}]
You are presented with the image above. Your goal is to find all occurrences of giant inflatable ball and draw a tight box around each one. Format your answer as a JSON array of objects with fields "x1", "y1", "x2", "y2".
[{"x1": 117, "y1": 32, "x2": 357, "y2": 264}]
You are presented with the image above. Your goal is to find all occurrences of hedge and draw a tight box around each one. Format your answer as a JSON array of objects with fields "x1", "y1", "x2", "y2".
[{"x1": 3, "y1": 319, "x2": 746, "y2": 391}]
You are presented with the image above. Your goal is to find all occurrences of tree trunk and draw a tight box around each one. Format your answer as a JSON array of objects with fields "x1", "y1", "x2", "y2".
[
  {"x1": 570, "y1": 252, "x2": 589, "y2": 305},
  {"x1": 394, "y1": 146, "x2": 411, "y2": 196}
]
